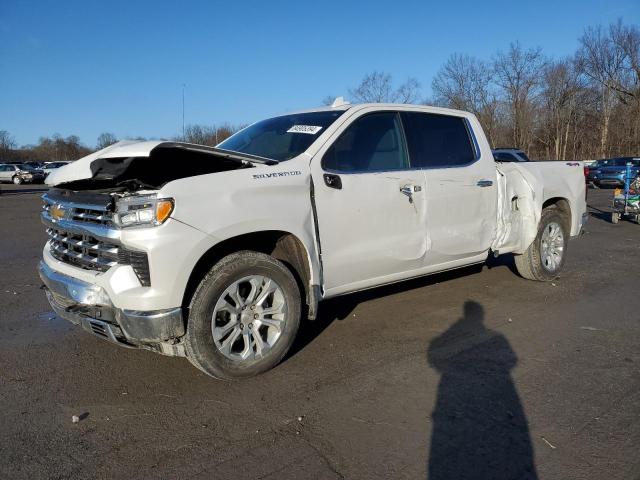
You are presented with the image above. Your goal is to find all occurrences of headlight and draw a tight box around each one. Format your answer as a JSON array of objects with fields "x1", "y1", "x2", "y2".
[{"x1": 114, "y1": 195, "x2": 174, "y2": 228}]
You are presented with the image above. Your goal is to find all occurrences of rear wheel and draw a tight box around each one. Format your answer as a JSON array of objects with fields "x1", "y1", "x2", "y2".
[
  {"x1": 514, "y1": 207, "x2": 568, "y2": 281},
  {"x1": 185, "y1": 251, "x2": 301, "y2": 379}
]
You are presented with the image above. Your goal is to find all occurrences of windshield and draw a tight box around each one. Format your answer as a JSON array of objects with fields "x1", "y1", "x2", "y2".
[
  {"x1": 18, "y1": 164, "x2": 37, "y2": 171},
  {"x1": 218, "y1": 110, "x2": 346, "y2": 161}
]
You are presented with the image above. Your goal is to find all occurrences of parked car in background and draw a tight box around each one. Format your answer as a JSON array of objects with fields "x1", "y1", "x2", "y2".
[
  {"x1": 587, "y1": 157, "x2": 640, "y2": 187},
  {"x1": 586, "y1": 159, "x2": 605, "y2": 184},
  {"x1": 42, "y1": 161, "x2": 71, "y2": 177},
  {"x1": 22, "y1": 161, "x2": 45, "y2": 170},
  {"x1": 493, "y1": 148, "x2": 530, "y2": 162},
  {"x1": 0, "y1": 163, "x2": 45, "y2": 184}
]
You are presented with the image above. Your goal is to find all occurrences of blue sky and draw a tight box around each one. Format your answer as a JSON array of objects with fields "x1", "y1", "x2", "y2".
[{"x1": 1, "y1": 0, "x2": 638, "y2": 147}]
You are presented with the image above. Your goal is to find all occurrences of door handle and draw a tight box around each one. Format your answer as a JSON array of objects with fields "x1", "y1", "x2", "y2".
[
  {"x1": 476, "y1": 180, "x2": 493, "y2": 187},
  {"x1": 323, "y1": 173, "x2": 342, "y2": 190},
  {"x1": 400, "y1": 184, "x2": 422, "y2": 203},
  {"x1": 400, "y1": 184, "x2": 422, "y2": 197}
]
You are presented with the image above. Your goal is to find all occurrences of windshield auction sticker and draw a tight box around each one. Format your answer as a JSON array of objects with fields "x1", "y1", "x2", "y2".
[{"x1": 287, "y1": 125, "x2": 323, "y2": 134}]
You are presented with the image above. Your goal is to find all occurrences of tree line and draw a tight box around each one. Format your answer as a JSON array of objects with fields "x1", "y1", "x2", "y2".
[
  {"x1": 0, "y1": 126, "x2": 239, "y2": 164},
  {"x1": 332, "y1": 19, "x2": 639, "y2": 161},
  {"x1": 1, "y1": 19, "x2": 637, "y2": 163}
]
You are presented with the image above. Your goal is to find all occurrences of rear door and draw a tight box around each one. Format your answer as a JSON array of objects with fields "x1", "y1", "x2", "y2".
[
  {"x1": 400, "y1": 111, "x2": 497, "y2": 265},
  {"x1": 311, "y1": 111, "x2": 428, "y2": 295}
]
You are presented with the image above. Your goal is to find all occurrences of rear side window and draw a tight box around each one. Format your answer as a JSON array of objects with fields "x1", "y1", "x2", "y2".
[
  {"x1": 322, "y1": 112, "x2": 408, "y2": 172},
  {"x1": 494, "y1": 152, "x2": 519, "y2": 162},
  {"x1": 401, "y1": 112, "x2": 476, "y2": 168}
]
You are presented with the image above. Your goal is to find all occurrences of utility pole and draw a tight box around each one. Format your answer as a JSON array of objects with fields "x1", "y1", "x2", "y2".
[{"x1": 182, "y1": 83, "x2": 186, "y2": 140}]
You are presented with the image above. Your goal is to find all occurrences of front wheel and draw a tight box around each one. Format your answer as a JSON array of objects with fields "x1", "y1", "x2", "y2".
[
  {"x1": 12, "y1": 176, "x2": 22, "y2": 185},
  {"x1": 185, "y1": 251, "x2": 301, "y2": 379},
  {"x1": 514, "y1": 206, "x2": 568, "y2": 281}
]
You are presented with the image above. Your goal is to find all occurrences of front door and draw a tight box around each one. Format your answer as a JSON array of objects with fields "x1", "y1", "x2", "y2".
[{"x1": 311, "y1": 111, "x2": 428, "y2": 295}]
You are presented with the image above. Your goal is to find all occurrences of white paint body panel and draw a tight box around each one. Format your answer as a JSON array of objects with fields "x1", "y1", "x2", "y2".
[{"x1": 44, "y1": 103, "x2": 586, "y2": 310}]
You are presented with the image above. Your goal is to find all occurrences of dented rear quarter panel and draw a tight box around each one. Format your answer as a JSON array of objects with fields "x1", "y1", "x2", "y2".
[
  {"x1": 493, "y1": 161, "x2": 586, "y2": 254},
  {"x1": 517, "y1": 161, "x2": 586, "y2": 236}
]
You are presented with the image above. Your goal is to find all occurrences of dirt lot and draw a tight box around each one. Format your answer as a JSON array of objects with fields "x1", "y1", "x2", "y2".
[{"x1": 0, "y1": 188, "x2": 639, "y2": 479}]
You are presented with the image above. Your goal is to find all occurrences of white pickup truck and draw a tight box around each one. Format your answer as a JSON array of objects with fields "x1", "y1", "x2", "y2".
[{"x1": 40, "y1": 102, "x2": 587, "y2": 379}]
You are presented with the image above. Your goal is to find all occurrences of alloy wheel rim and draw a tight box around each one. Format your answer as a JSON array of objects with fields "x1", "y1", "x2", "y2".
[
  {"x1": 540, "y1": 222, "x2": 564, "y2": 272},
  {"x1": 211, "y1": 275, "x2": 286, "y2": 361}
]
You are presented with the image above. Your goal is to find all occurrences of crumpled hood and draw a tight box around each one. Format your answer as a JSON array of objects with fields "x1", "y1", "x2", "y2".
[{"x1": 46, "y1": 140, "x2": 166, "y2": 186}]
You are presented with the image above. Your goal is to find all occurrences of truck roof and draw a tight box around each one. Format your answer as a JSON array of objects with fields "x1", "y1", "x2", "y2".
[{"x1": 281, "y1": 102, "x2": 474, "y2": 119}]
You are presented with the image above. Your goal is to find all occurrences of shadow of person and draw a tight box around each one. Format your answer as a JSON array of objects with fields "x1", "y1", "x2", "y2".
[{"x1": 427, "y1": 301, "x2": 537, "y2": 480}]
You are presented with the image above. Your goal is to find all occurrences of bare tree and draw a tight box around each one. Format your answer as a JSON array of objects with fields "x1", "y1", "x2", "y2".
[
  {"x1": 493, "y1": 43, "x2": 546, "y2": 151},
  {"x1": 394, "y1": 77, "x2": 421, "y2": 103},
  {"x1": 537, "y1": 59, "x2": 582, "y2": 159},
  {"x1": 576, "y1": 23, "x2": 629, "y2": 157},
  {"x1": 349, "y1": 71, "x2": 421, "y2": 103},
  {"x1": 581, "y1": 21, "x2": 640, "y2": 101},
  {"x1": 0, "y1": 130, "x2": 16, "y2": 162},
  {"x1": 432, "y1": 54, "x2": 499, "y2": 145},
  {"x1": 610, "y1": 22, "x2": 640, "y2": 155},
  {"x1": 96, "y1": 132, "x2": 118, "y2": 150},
  {"x1": 181, "y1": 124, "x2": 239, "y2": 146},
  {"x1": 183, "y1": 125, "x2": 215, "y2": 145}
]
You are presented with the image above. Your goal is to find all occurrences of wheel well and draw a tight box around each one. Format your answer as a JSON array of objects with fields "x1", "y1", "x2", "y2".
[
  {"x1": 182, "y1": 230, "x2": 313, "y2": 317},
  {"x1": 543, "y1": 197, "x2": 571, "y2": 233}
]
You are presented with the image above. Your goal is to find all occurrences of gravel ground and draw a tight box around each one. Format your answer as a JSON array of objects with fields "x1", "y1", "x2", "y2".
[{"x1": 0, "y1": 187, "x2": 638, "y2": 479}]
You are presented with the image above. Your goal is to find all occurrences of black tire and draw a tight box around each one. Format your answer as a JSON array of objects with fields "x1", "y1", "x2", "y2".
[
  {"x1": 514, "y1": 207, "x2": 569, "y2": 281},
  {"x1": 12, "y1": 176, "x2": 22, "y2": 185},
  {"x1": 185, "y1": 250, "x2": 301, "y2": 379}
]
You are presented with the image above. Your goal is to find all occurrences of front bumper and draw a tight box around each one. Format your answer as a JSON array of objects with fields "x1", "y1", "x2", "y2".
[{"x1": 39, "y1": 261, "x2": 186, "y2": 356}]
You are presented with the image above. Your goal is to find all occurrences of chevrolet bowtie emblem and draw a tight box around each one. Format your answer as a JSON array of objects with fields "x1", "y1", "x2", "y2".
[{"x1": 50, "y1": 204, "x2": 66, "y2": 220}]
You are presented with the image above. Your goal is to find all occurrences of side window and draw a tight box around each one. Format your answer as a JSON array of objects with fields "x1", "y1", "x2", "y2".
[
  {"x1": 494, "y1": 152, "x2": 518, "y2": 162},
  {"x1": 401, "y1": 112, "x2": 476, "y2": 168},
  {"x1": 322, "y1": 112, "x2": 408, "y2": 172}
]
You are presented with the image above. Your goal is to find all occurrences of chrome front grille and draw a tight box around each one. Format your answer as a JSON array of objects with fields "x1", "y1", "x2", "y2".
[
  {"x1": 47, "y1": 227, "x2": 119, "y2": 271},
  {"x1": 42, "y1": 195, "x2": 119, "y2": 273},
  {"x1": 70, "y1": 208, "x2": 113, "y2": 226},
  {"x1": 42, "y1": 192, "x2": 151, "y2": 285}
]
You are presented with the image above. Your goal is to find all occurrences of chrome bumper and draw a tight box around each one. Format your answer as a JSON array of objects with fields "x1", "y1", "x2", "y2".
[{"x1": 38, "y1": 261, "x2": 185, "y2": 356}]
